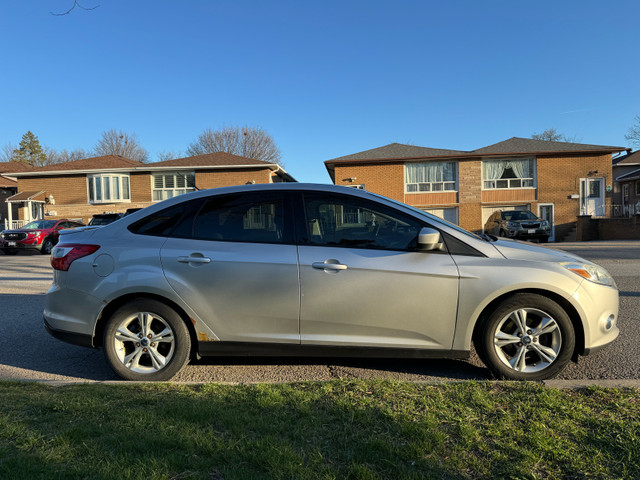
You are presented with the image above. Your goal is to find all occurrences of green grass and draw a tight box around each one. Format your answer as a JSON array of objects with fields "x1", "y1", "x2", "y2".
[{"x1": 0, "y1": 380, "x2": 638, "y2": 479}]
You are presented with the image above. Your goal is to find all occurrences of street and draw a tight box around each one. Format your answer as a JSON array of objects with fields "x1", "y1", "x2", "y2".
[{"x1": 0, "y1": 241, "x2": 638, "y2": 383}]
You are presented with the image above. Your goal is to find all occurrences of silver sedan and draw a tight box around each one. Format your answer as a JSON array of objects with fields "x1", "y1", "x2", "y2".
[{"x1": 44, "y1": 184, "x2": 619, "y2": 381}]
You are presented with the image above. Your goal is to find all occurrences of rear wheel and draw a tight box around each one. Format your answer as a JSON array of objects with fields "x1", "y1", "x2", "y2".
[
  {"x1": 103, "y1": 299, "x2": 191, "y2": 381},
  {"x1": 477, "y1": 293, "x2": 574, "y2": 380}
]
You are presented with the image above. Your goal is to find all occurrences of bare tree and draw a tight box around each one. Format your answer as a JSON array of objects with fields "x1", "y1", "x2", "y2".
[
  {"x1": 51, "y1": 1, "x2": 99, "y2": 16},
  {"x1": 0, "y1": 143, "x2": 17, "y2": 163},
  {"x1": 187, "y1": 126, "x2": 283, "y2": 166},
  {"x1": 94, "y1": 129, "x2": 149, "y2": 162},
  {"x1": 46, "y1": 148, "x2": 90, "y2": 164},
  {"x1": 531, "y1": 128, "x2": 578, "y2": 143},
  {"x1": 625, "y1": 115, "x2": 640, "y2": 149},
  {"x1": 157, "y1": 150, "x2": 183, "y2": 162}
]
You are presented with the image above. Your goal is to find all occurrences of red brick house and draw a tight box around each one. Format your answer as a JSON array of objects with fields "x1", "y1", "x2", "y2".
[
  {"x1": 0, "y1": 162, "x2": 33, "y2": 228},
  {"x1": 325, "y1": 138, "x2": 627, "y2": 242},
  {"x1": 4, "y1": 152, "x2": 295, "y2": 228}
]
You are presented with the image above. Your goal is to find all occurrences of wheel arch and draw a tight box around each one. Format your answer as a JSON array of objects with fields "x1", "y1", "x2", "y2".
[
  {"x1": 471, "y1": 288, "x2": 585, "y2": 360},
  {"x1": 93, "y1": 293, "x2": 199, "y2": 358}
]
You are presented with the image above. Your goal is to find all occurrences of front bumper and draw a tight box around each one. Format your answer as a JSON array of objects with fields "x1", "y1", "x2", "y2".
[
  {"x1": 573, "y1": 279, "x2": 619, "y2": 355},
  {"x1": 0, "y1": 239, "x2": 43, "y2": 251}
]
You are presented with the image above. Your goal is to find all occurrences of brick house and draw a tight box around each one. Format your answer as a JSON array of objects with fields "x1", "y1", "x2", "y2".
[
  {"x1": 4, "y1": 152, "x2": 295, "y2": 228},
  {"x1": 613, "y1": 150, "x2": 640, "y2": 216},
  {"x1": 0, "y1": 162, "x2": 33, "y2": 228},
  {"x1": 325, "y1": 137, "x2": 626, "y2": 242}
]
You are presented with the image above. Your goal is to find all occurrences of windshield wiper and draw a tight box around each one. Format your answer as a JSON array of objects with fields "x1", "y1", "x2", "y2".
[{"x1": 479, "y1": 233, "x2": 497, "y2": 242}]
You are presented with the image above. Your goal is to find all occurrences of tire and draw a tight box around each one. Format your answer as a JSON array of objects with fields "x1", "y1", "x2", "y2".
[
  {"x1": 103, "y1": 299, "x2": 191, "y2": 381},
  {"x1": 499, "y1": 229, "x2": 507, "y2": 238},
  {"x1": 3, "y1": 249, "x2": 18, "y2": 255},
  {"x1": 41, "y1": 238, "x2": 54, "y2": 255},
  {"x1": 476, "y1": 293, "x2": 575, "y2": 381}
]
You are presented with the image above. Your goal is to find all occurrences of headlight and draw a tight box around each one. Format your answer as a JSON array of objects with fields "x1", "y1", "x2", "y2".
[
  {"x1": 507, "y1": 222, "x2": 520, "y2": 229},
  {"x1": 28, "y1": 231, "x2": 41, "y2": 237},
  {"x1": 561, "y1": 262, "x2": 616, "y2": 288}
]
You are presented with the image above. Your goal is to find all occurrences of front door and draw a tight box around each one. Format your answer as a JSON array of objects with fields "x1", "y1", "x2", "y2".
[
  {"x1": 538, "y1": 203, "x2": 555, "y2": 242},
  {"x1": 297, "y1": 192, "x2": 460, "y2": 350},
  {"x1": 580, "y1": 178, "x2": 605, "y2": 217},
  {"x1": 160, "y1": 192, "x2": 300, "y2": 343}
]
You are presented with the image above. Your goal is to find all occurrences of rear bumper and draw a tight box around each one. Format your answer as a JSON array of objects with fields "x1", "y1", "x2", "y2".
[{"x1": 44, "y1": 317, "x2": 95, "y2": 348}]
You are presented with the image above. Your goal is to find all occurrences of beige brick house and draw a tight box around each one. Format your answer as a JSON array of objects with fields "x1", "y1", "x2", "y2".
[
  {"x1": 325, "y1": 138, "x2": 626, "y2": 242},
  {"x1": 4, "y1": 152, "x2": 294, "y2": 228}
]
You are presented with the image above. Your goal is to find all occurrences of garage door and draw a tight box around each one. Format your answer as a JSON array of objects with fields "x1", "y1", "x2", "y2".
[
  {"x1": 481, "y1": 205, "x2": 530, "y2": 232},
  {"x1": 422, "y1": 207, "x2": 458, "y2": 225}
]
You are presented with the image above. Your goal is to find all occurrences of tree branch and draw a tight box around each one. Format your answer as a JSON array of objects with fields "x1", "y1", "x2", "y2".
[{"x1": 51, "y1": 1, "x2": 100, "y2": 16}]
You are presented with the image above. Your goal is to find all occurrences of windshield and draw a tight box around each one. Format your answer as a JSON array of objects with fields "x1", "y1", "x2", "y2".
[
  {"x1": 22, "y1": 220, "x2": 56, "y2": 230},
  {"x1": 502, "y1": 211, "x2": 537, "y2": 221}
]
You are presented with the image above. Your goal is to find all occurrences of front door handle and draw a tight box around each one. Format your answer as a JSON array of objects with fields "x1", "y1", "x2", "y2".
[
  {"x1": 177, "y1": 255, "x2": 211, "y2": 264},
  {"x1": 312, "y1": 260, "x2": 348, "y2": 272}
]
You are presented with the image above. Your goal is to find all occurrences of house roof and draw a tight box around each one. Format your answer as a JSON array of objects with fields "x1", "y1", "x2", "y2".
[
  {"x1": 327, "y1": 143, "x2": 466, "y2": 163},
  {"x1": 616, "y1": 167, "x2": 640, "y2": 182},
  {"x1": 7, "y1": 152, "x2": 295, "y2": 181},
  {"x1": 325, "y1": 137, "x2": 627, "y2": 168},
  {"x1": 613, "y1": 150, "x2": 640, "y2": 166},
  {"x1": 7, "y1": 191, "x2": 46, "y2": 202},
  {"x1": 470, "y1": 137, "x2": 626, "y2": 155},
  {"x1": 0, "y1": 161, "x2": 34, "y2": 174},
  {"x1": 151, "y1": 152, "x2": 275, "y2": 167},
  {"x1": 0, "y1": 175, "x2": 17, "y2": 188}
]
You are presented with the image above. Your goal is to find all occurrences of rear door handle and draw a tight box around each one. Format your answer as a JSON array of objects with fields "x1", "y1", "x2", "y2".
[
  {"x1": 177, "y1": 255, "x2": 211, "y2": 264},
  {"x1": 312, "y1": 260, "x2": 347, "y2": 271}
]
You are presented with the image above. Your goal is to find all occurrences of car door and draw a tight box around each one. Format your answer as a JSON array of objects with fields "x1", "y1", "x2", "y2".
[
  {"x1": 297, "y1": 192, "x2": 460, "y2": 350},
  {"x1": 160, "y1": 191, "x2": 300, "y2": 343}
]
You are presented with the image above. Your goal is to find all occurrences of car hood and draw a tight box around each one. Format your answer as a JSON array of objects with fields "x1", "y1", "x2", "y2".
[
  {"x1": 1, "y1": 228, "x2": 44, "y2": 234},
  {"x1": 491, "y1": 238, "x2": 589, "y2": 264}
]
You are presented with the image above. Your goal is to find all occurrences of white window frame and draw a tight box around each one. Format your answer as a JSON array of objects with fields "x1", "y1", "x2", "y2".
[
  {"x1": 152, "y1": 171, "x2": 196, "y2": 202},
  {"x1": 87, "y1": 174, "x2": 131, "y2": 204},
  {"x1": 482, "y1": 158, "x2": 536, "y2": 190},
  {"x1": 405, "y1": 162, "x2": 457, "y2": 193}
]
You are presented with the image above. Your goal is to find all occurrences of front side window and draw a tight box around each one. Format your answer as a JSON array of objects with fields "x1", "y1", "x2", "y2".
[
  {"x1": 301, "y1": 193, "x2": 422, "y2": 251},
  {"x1": 87, "y1": 174, "x2": 131, "y2": 203},
  {"x1": 405, "y1": 162, "x2": 456, "y2": 193},
  {"x1": 152, "y1": 172, "x2": 196, "y2": 201},
  {"x1": 483, "y1": 158, "x2": 535, "y2": 189}
]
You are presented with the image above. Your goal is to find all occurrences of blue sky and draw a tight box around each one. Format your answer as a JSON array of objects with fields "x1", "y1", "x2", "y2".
[{"x1": 1, "y1": 0, "x2": 638, "y2": 182}]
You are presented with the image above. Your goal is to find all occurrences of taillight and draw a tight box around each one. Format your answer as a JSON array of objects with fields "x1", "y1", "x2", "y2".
[{"x1": 51, "y1": 244, "x2": 100, "y2": 271}]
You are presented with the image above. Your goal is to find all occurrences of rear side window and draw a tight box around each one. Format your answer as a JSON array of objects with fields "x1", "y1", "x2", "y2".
[
  {"x1": 192, "y1": 192, "x2": 291, "y2": 244},
  {"x1": 128, "y1": 203, "x2": 190, "y2": 237}
]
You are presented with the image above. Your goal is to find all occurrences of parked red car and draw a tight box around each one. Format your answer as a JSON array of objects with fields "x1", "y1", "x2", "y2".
[{"x1": 0, "y1": 219, "x2": 84, "y2": 255}]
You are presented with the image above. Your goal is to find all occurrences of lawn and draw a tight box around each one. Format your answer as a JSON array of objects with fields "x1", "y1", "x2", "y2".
[{"x1": 0, "y1": 380, "x2": 638, "y2": 479}]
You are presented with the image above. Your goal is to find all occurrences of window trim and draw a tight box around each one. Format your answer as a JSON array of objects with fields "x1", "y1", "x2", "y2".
[
  {"x1": 481, "y1": 157, "x2": 537, "y2": 190},
  {"x1": 404, "y1": 162, "x2": 458, "y2": 194},
  {"x1": 87, "y1": 173, "x2": 131, "y2": 204},
  {"x1": 151, "y1": 171, "x2": 196, "y2": 202}
]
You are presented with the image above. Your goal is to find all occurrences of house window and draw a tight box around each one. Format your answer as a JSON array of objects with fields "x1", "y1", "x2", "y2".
[
  {"x1": 88, "y1": 174, "x2": 131, "y2": 203},
  {"x1": 345, "y1": 184, "x2": 365, "y2": 190},
  {"x1": 636, "y1": 181, "x2": 640, "y2": 196},
  {"x1": 405, "y1": 162, "x2": 457, "y2": 192},
  {"x1": 483, "y1": 158, "x2": 535, "y2": 189},
  {"x1": 152, "y1": 172, "x2": 196, "y2": 201}
]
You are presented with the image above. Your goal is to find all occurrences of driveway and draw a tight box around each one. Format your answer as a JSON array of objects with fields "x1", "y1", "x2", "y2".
[{"x1": 0, "y1": 241, "x2": 638, "y2": 383}]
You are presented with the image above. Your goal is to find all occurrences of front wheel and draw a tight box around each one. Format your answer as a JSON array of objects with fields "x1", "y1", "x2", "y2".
[
  {"x1": 103, "y1": 299, "x2": 191, "y2": 381},
  {"x1": 477, "y1": 294, "x2": 575, "y2": 380},
  {"x1": 41, "y1": 238, "x2": 54, "y2": 255}
]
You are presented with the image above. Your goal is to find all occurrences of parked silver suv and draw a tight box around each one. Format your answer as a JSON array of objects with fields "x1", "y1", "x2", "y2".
[
  {"x1": 44, "y1": 184, "x2": 619, "y2": 381},
  {"x1": 485, "y1": 210, "x2": 551, "y2": 243}
]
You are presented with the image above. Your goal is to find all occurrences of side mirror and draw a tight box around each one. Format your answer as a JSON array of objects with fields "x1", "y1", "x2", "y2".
[{"x1": 417, "y1": 227, "x2": 443, "y2": 251}]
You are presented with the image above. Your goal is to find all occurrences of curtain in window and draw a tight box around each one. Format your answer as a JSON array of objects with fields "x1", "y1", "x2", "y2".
[
  {"x1": 508, "y1": 159, "x2": 532, "y2": 179},
  {"x1": 483, "y1": 159, "x2": 533, "y2": 179},
  {"x1": 406, "y1": 162, "x2": 455, "y2": 183},
  {"x1": 482, "y1": 160, "x2": 507, "y2": 180}
]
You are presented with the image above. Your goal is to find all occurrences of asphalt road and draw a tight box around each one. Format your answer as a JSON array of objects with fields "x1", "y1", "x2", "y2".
[{"x1": 0, "y1": 241, "x2": 638, "y2": 383}]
